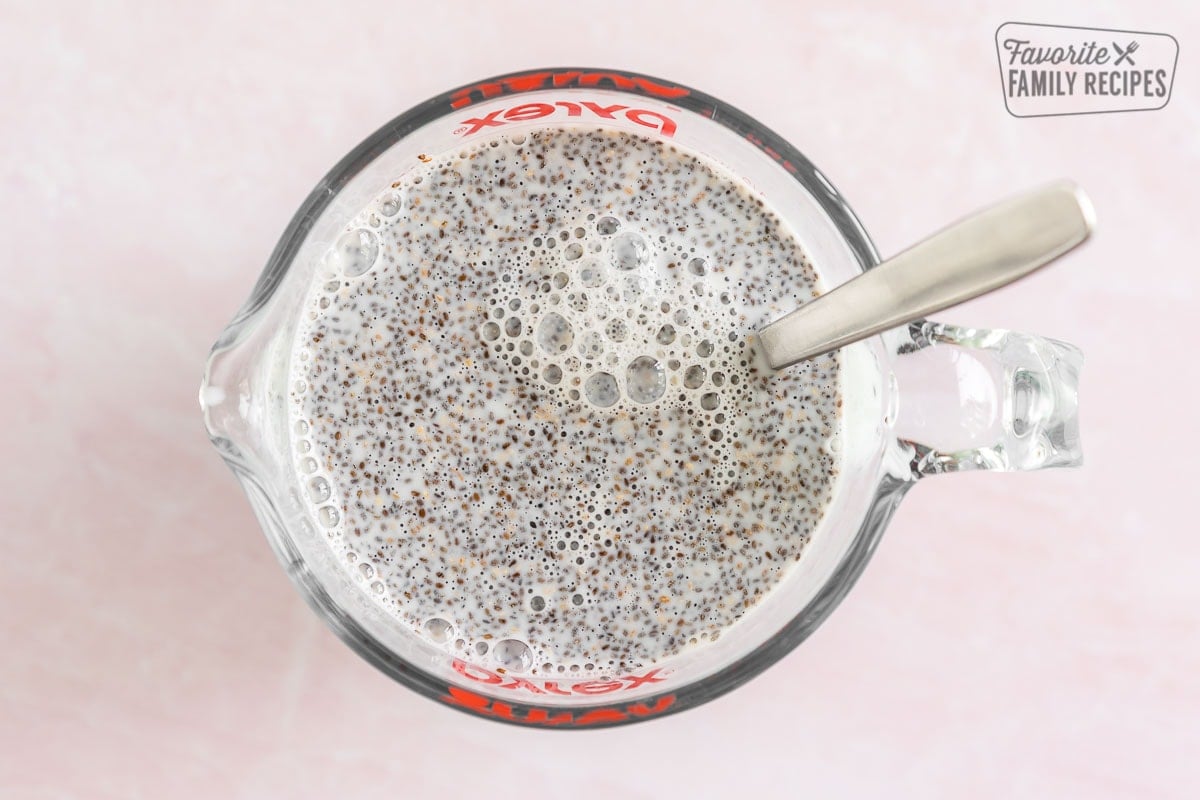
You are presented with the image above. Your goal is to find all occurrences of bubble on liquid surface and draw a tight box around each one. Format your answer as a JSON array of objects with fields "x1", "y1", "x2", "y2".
[
  {"x1": 480, "y1": 321, "x2": 500, "y2": 341},
  {"x1": 543, "y1": 364, "x2": 563, "y2": 384},
  {"x1": 656, "y1": 324, "x2": 676, "y2": 345},
  {"x1": 537, "y1": 312, "x2": 573, "y2": 353},
  {"x1": 493, "y1": 639, "x2": 534, "y2": 672},
  {"x1": 307, "y1": 476, "x2": 331, "y2": 504},
  {"x1": 611, "y1": 232, "x2": 649, "y2": 270},
  {"x1": 579, "y1": 260, "x2": 605, "y2": 288},
  {"x1": 584, "y1": 372, "x2": 619, "y2": 407},
  {"x1": 618, "y1": 276, "x2": 646, "y2": 304},
  {"x1": 377, "y1": 192, "x2": 402, "y2": 217},
  {"x1": 424, "y1": 618, "x2": 454, "y2": 643},
  {"x1": 684, "y1": 365, "x2": 707, "y2": 389},
  {"x1": 626, "y1": 356, "x2": 665, "y2": 404},
  {"x1": 597, "y1": 216, "x2": 620, "y2": 235},
  {"x1": 335, "y1": 228, "x2": 379, "y2": 277},
  {"x1": 579, "y1": 331, "x2": 605, "y2": 360},
  {"x1": 605, "y1": 318, "x2": 629, "y2": 342}
]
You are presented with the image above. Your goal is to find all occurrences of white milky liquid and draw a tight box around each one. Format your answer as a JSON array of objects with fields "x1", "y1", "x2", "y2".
[{"x1": 289, "y1": 127, "x2": 842, "y2": 675}]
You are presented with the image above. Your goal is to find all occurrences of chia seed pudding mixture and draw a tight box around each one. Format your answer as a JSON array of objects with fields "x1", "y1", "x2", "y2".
[{"x1": 290, "y1": 127, "x2": 841, "y2": 676}]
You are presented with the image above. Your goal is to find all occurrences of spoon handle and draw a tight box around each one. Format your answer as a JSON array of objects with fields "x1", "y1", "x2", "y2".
[{"x1": 757, "y1": 180, "x2": 1094, "y2": 370}]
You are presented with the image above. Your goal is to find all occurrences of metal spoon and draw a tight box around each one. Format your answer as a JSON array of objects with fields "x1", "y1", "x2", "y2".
[{"x1": 756, "y1": 180, "x2": 1095, "y2": 370}]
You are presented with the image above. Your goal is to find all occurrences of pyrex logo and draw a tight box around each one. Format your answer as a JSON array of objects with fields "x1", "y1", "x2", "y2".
[
  {"x1": 450, "y1": 658, "x2": 668, "y2": 696},
  {"x1": 454, "y1": 100, "x2": 679, "y2": 138},
  {"x1": 440, "y1": 686, "x2": 676, "y2": 727},
  {"x1": 448, "y1": 69, "x2": 690, "y2": 109},
  {"x1": 440, "y1": 659, "x2": 677, "y2": 727}
]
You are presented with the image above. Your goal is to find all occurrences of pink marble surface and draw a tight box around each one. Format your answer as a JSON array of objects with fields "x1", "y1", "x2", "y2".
[{"x1": 2, "y1": 1, "x2": 1198, "y2": 797}]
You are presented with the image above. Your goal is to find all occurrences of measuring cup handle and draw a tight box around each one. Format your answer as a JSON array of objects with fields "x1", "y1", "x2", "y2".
[{"x1": 895, "y1": 320, "x2": 1083, "y2": 477}]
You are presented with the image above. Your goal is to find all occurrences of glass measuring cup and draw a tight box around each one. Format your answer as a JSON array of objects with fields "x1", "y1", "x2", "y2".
[{"x1": 200, "y1": 68, "x2": 1082, "y2": 728}]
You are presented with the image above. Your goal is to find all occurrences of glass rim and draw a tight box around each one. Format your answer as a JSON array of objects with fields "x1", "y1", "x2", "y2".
[{"x1": 225, "y1": 67, "x2": 902, "y2": 729}]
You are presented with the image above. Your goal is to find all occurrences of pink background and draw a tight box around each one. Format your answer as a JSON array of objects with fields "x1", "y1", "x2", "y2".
[{"x1": 2, "y1": 1, "x2": 1197, "y2": 797}]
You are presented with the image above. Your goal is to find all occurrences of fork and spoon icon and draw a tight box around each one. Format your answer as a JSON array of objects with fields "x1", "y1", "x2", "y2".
[{"x1": 1113, "y1": 40, "x2": 1139, "y2": 66}]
